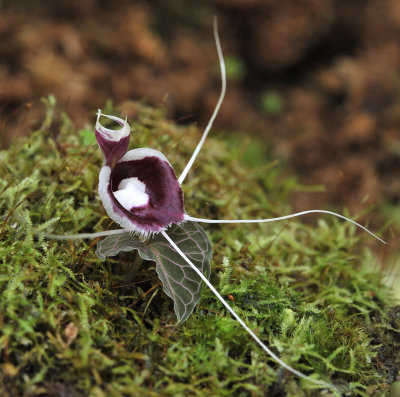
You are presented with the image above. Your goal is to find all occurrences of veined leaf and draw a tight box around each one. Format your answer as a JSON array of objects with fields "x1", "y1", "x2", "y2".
[{"x1": 96, "y1": 221, "x2": 212, "y2": 323}]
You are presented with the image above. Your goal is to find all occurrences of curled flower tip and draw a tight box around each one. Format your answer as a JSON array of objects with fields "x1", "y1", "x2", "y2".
[{"x1": 95, "y1": 110, "x2": 130, "y2": 167}]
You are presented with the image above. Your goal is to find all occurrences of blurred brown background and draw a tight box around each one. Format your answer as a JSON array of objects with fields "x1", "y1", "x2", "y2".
[{"x1": 1, "y1": 0, "x2": 400, "y2": 230}]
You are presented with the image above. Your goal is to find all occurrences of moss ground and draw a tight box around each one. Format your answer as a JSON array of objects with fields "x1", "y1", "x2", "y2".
[{"x1": 0, "y1": 99, "x2": 399, "y2": 396}]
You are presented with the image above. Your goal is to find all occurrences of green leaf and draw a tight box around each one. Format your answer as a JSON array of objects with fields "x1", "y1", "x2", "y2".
[
  {"x1": 225, "y1": 56, "x2": 245, "y2": 81},
  {"x1": 96, "y1": 221, "x2": 212, "y2": 323},
  {"x1": 261, "y1": 91, "x2": 285, "y2": 116},
  {"x1": 79, "y1": 129, "x2": 97, "y2": 145}
]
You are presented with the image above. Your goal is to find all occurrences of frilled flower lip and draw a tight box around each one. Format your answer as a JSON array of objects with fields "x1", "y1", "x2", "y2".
[
  {"x1": 95, "y1": 110, "x2": 130, "y2": 167},
  {"x1": 98, "y1": 148, "x2": 185, "y2": 238},
  {"x1": 96, "y1": 110, "x2": 130, "y2": 141}
]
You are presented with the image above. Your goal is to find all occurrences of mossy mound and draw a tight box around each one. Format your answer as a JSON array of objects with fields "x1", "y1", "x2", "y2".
[{"x1": 0, "y1": 99, "x2": 399, "y2": 396}]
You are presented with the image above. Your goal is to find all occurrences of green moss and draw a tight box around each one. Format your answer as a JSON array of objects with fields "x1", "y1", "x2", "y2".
[{"x1": 0, "y1": 98, "x2": 398, "y2": 396}]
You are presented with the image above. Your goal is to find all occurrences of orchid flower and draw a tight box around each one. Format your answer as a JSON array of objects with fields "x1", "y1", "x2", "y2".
[
  {"x1": 41, "y1": 19, "x2": 386, "y2": 392},
  {"x1": 95, "y1": 111, "x2": 185, "y2": 240}
]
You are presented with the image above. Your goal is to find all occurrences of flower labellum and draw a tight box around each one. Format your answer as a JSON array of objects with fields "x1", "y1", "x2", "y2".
[{"x1": 96, "y1": 110, "x2": 185, "y2": 239}]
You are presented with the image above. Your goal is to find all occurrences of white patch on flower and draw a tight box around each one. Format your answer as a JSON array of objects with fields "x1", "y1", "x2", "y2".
[
  {"x1": 98, "y1": 166, "x2": 147, "y2": 235},
  {"x1": 118, "y1": 148, "x2": 169, "y2": 164},
  {"x1": 113, "y1": 177, "x2": 149, "y2": 209}
]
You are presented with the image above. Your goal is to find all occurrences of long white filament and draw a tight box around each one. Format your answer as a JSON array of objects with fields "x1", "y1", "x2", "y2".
[
  {"x1": 185, "y1": 210, "x2": 386, "y2": 244},
  {"x1": 178, "y1": 17, "x2": 226, "y2": 185},
  {"x1": 39, "y1": 229, "x2": 128, "y2": 240},
  {"x1": 161, "y1": 230, "x2": 335, "y2": 390}
]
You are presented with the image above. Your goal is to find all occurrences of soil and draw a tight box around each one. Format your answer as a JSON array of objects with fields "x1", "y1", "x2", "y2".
[{"x1": 1, "y1": 0, "x2": 400, "y2": 234}]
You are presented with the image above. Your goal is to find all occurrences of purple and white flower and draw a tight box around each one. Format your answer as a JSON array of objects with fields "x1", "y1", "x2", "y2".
[{"x1": 96, "y1": 110, "x2": 185, "y2": 239}]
